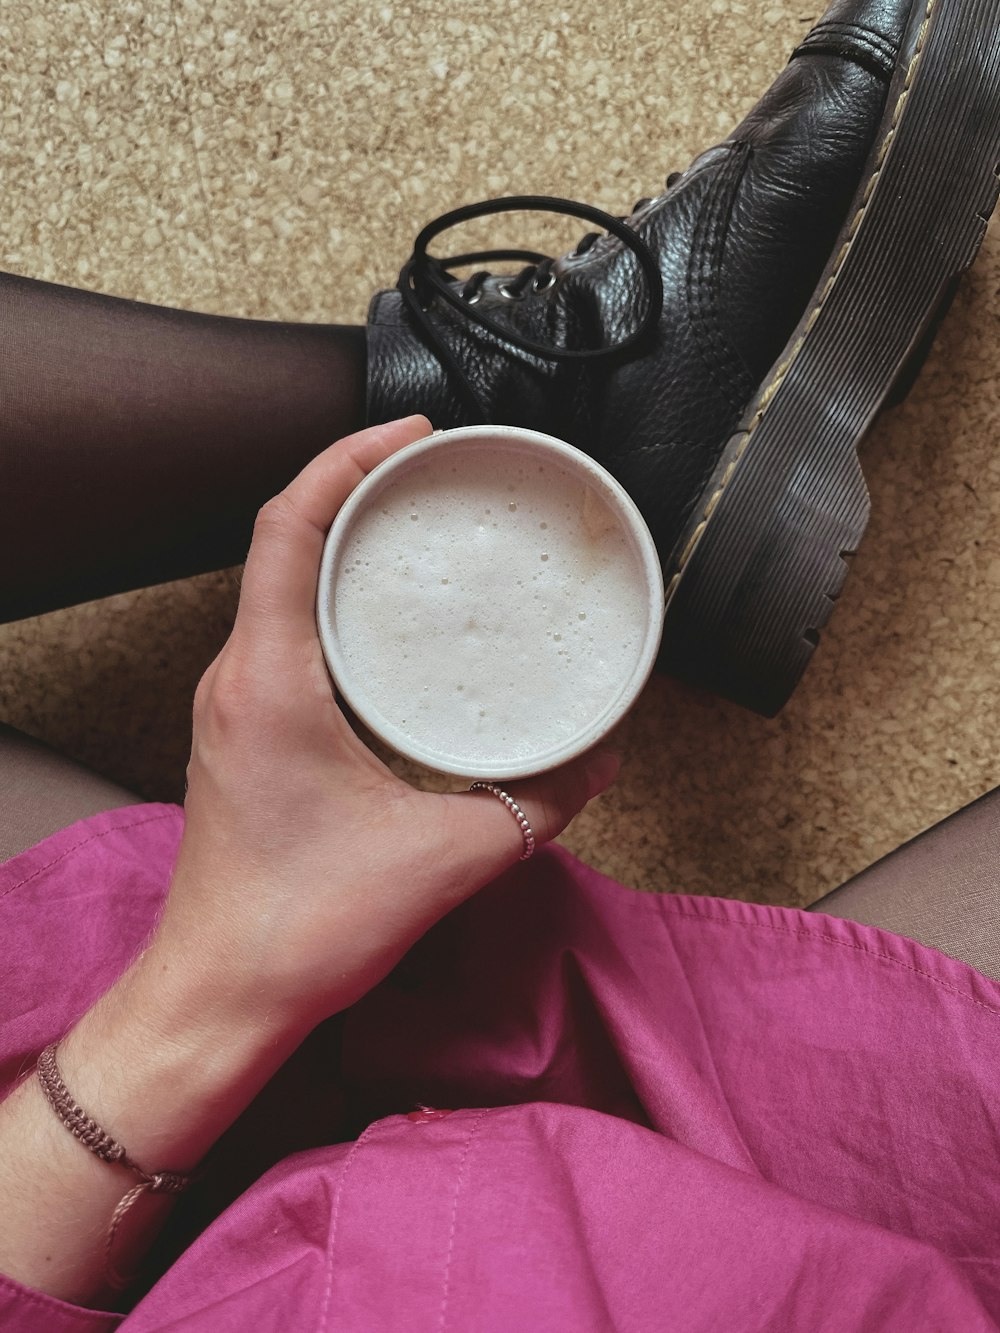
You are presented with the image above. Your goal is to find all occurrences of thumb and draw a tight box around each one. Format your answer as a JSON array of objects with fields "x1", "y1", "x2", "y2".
[{"x1": 437, "y1": 746, "x2": 622, "y2": 896}]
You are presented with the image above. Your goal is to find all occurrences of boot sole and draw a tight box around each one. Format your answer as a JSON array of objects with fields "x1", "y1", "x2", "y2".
[{"x1": 662, "y1": 0, "x2": 1000, "y2": 716}]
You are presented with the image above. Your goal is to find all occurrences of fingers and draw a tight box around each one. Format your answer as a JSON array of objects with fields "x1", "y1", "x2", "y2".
[
  {"x1": 233, "y1": 415, "x2": 432, "y2": 656},
  {"x1": 437, "y1": 747, "x2": 622, "y2": 898}
]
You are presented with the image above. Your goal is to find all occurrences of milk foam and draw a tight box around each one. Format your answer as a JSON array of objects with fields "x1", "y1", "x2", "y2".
[{"x1": 329, "y1": 443, "x2": 651, "y2": 770}]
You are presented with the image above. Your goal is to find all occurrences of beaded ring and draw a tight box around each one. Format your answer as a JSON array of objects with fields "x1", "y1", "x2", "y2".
[{"x1": 469, "y1": 781, "x2": 536, "y2": 860}]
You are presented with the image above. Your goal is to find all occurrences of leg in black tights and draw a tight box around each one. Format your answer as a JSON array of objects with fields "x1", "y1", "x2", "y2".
[
  {"x1": 0, "y1": 724, "x2": 139, "y2": 862},
  {"x1": 811, "y1": 787, "x2": 1000, "y2": 981},
  {"x1": 0, "y1": 271, "x2": 366, "y2": 622}
]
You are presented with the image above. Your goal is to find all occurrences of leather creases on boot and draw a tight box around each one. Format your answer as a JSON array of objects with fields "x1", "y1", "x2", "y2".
[{"x1": 367, "y1": 0, "x2": 1000, "y2": 713}]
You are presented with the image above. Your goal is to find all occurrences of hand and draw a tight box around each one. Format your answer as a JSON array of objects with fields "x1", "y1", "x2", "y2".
[
  {"x1": 154, "y1": 416, "x2": 620, "y2": 1038},
  {"x1": 0, "y1": 415, "x2": 620, "y2": 1308}
]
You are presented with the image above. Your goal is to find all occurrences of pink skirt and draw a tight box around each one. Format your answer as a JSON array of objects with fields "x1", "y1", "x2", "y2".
[{"x1": 1, "y1": 803, "x2": 998, "y2": 1331}]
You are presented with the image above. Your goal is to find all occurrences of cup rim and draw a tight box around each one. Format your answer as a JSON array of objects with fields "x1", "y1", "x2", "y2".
[{"x1": 316, "y1": 425, "x2": 665, "y2": 779}]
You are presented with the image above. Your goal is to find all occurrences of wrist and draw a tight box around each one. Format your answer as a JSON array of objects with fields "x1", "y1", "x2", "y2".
[
  {"x1": 58, "y1": 941, "x2": 306, "y2": 1174},
  {"x1": 0, "y1": 943, "x2": 304, "y2": 1308}
]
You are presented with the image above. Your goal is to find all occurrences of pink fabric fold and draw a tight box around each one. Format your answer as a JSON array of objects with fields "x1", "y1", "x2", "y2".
[{"x1": 1, "y1": 804, "x2": 998, "y2": 1330}]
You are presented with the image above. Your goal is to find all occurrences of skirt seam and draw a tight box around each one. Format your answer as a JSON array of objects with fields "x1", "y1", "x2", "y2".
[
  {"x1": 0, "y1": 809, "x2": 181, "y2": 903},
  {"x1": 657, "y1": 897, "x2": 1000, "y2": 1019}
]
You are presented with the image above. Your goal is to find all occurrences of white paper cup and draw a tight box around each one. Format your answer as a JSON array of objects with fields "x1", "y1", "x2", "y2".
[{"x1": 316, "y1": 425, "x2": 664, "y2": 779}]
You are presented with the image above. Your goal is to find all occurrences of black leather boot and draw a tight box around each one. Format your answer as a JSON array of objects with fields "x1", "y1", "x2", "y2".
[{"x1": 367, "y1": 0, "x2": 1000, "y2": 715}]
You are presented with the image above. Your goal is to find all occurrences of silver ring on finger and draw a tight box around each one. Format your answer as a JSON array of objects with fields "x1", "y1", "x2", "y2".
[{"x1": 468, "y1": 782, "x2": 536, "y2": 860}]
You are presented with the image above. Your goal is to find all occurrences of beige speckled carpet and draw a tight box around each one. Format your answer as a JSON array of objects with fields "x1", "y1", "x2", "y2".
[{"x1": 1, "y1": 0, "x2": 998, "y2": 906}]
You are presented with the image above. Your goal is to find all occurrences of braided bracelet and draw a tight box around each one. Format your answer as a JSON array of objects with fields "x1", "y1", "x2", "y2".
[{"x1": 36, "y1": 1043, "x2": 196, "y2": 1290}]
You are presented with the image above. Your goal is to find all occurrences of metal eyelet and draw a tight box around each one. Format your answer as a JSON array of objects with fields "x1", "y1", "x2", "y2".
[
  {"x1": 531, "y1": 271, "x2": 556, "y2": 294},
  {"x1": 465, "y1": 290, "x2": 482, "y2": 305},
  {"x1": 407, "y1": 272, "x2": 433, "y2": 312},
  {"x1": 497, "y1": 281, "x2": 523, "y2": 300}
]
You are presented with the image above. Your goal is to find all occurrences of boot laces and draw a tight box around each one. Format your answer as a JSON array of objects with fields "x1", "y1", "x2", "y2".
[
  {"x1": 458, "y1": 195, "x2": 655, "y2": 305},
  {"x1": 396, "y1": 188, "x2": 673, "y2": 421}
]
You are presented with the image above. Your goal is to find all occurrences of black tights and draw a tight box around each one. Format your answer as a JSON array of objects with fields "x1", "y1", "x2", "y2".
[
  {"x1": 811, "y1": 788, "x2": 1000, "y2": 979},
  {"x1": 0, "y1": 271, "x2": 366, "y2": 623},
  {"x1": 2, "y1": 271, "x2": 999, "y2": 983}
]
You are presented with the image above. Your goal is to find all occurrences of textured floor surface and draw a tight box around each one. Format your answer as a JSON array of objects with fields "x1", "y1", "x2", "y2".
[{"x1": 1, "y1": 0, "x2": 998, "y2": 906}]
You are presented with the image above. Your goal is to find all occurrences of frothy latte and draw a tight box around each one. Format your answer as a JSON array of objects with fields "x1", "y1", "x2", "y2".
[{"x1": 319, "y1": 429, "x2": 662, "y2": 778}]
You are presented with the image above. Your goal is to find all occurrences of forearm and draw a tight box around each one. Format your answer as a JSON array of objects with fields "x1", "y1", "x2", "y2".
[{"x1": 0, "y1": 941, "x2": 305, "y2": 1309}]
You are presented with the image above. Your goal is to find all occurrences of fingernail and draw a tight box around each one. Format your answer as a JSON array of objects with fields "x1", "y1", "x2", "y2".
[{"x1": 585, "y1": 748, "x2": 622, "y2": 796}]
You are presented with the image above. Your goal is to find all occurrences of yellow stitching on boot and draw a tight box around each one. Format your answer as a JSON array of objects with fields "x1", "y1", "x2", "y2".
[
  {"x1": 759, "y1": 333, "x2": 805, "y2": 411},
  {"x1": 758, "y1": 359, "x2": 791, "y2": 410},
  {"x1": 906, "y1": 20, "x2": 932, "y2": 84},
  {"x1": 668, "y1": 0, "x2": 937, "y2": 594},
  {"x1": 876, "y1": 128, "x2": 896, "y2": 166},
  {"x1": 679, "y1": 520, "x2": 708, "y2": 568}
]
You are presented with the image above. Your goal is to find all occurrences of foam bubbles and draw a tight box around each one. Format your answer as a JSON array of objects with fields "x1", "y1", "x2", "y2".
[{"x1": 332, "y1": 445, "x2": 650, "y2": 769}]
